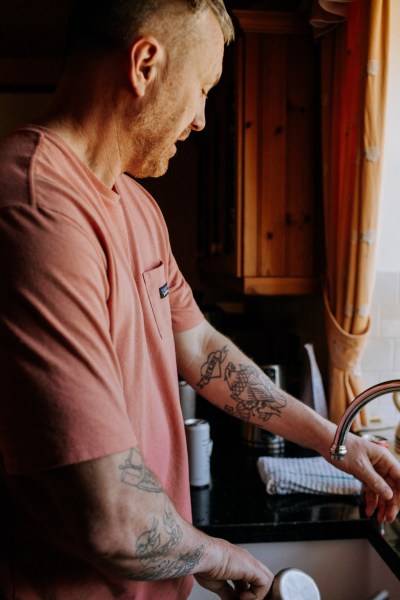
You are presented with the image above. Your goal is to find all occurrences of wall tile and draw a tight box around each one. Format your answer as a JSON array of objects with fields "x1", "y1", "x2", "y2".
[
  {"x1": 362, "y1": 338, "x2": 394, "y2": 370},
  {"x1": 369, "y1": 303, "x2": 381, "y2": 337},
  {"x1": 380, "y1": 304, "x2": 400, "y2": 337},
  {"x1": 372, "y1": 272, "x2": 399, "y2": 307},
  {"x1": 363, "y1": 265, "x2": 400, "y2": 423},
  {"x1": 362, "y1": 370, "x2": 381, "y2": 389}
]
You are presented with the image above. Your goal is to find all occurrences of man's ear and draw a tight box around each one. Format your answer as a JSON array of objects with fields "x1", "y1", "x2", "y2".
[{"x1": 129, "y1": 36, "x2": 164, "y2": 97}]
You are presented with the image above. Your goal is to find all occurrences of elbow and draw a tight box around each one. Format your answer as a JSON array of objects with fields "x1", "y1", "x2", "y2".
[{"x1": 80, "y1": 520, "x2": 143, "y2": 579}]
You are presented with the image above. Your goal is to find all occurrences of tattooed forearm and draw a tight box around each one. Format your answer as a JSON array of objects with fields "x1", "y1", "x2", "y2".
[
  {"x1": 224, "y1": 362, "x2": 287, "y2": 422},
  {"x1": 134, "y1": 545, "x2": 204, "y2": 580},
  {"x1": 131, "y1": 497, "x2": 203, "y2": 580},
  {"x1": 119, "y1": 448, "x2": 162, "y2": 492},
  {"x1": 196, "y1": 344, "x2": 287, "y2": 422},
  {"x1": 197, "y1": 345, "x2": 229, "y2": 388},
  {"x1": 136, "y1": 500, "x2": 182, "y2": 558},
  {"x1": 118, "y1": 449, "x2": 203, "y2": 580}
]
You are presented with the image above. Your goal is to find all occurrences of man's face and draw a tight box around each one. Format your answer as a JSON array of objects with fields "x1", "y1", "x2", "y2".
[{"x1": 128, "y1": 9, "x2": 224, "y2": 179}]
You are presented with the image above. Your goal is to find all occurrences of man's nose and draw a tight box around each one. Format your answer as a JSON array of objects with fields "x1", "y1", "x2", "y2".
[{"x1": 191, "y1": 105, "x2": 206, "y2": 132}]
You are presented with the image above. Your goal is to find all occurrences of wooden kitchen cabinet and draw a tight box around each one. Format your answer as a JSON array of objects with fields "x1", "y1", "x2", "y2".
[{"x1": 198, "y1": 10, "x2": 320, "y2": 295}]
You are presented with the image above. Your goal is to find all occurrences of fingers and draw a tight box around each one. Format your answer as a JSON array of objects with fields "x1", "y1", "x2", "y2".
[
  {"x1": 345, "y1": 436, "x2": 399, "y2": 502},
  {"x1": 376, "y1": 476, "x2": 400, "y2": 523},
  {"x1": 365, "y1": 447, "x2": 400, "y2": 510},
  {"x1": 360, "y1": 460, "x2": 394, "y2": 501},
  {"x1": 216, "y1": 582, "x2": 236, "y2": 600},
  {"x1": 343, "y1": 437, "x2": 400, "y2": 523},
  {"x1": 362, "y1": 475, "x2": 400, "y2": 523},
  {"x1": 196, "y1": 575, "x2": 271, "y2": 600},
  {"x1": 362, "y1": 485, "x2": 378, "y2": 518},
  {"x1": 232, "y1": 579, "x2": 272, "y2": 600},
  {"x1": 195, "y1": 576, "x2": 235, "y2": 599},
  {"x1": 195, "y1": 537, "x2": 274, "y2": 600}
]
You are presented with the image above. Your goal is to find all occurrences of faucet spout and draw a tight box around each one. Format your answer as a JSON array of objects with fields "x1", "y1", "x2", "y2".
[{"x1": 330, "y1": 380, "x2": 400, "y2": 461}]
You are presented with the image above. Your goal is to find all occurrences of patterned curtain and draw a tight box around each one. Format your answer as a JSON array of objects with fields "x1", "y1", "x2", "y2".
[{"x1": 310, "y1": 0, "x2": 391, "y2": 428}]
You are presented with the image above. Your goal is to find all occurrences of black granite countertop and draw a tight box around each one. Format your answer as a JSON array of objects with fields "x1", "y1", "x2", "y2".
[{"x1": 190, "y1": 413, "x2": 400, "y2": 579}]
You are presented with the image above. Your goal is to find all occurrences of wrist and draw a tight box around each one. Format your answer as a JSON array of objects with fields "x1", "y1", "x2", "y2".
[{"x1": 305, "y1": 413, "x2": 338, "y2": 460}]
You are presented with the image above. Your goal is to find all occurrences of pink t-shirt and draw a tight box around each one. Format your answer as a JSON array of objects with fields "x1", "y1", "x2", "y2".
[{"x1": 0, "y1": 126, "x2": 204, "y2": 599}]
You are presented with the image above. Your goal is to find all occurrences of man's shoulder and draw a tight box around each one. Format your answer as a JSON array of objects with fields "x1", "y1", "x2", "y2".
[
  {"x1": 0, "y1": 127, "x2": 42, "y2": 209},
  {"x1": 0, "y1": 126, "x2": 111, "y2": 222},
  {"x1": 0, "y1": 126, "x2": 75, "y2": 208}
]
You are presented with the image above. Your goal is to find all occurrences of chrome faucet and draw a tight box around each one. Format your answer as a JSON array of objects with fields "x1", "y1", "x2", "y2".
[{"x1": 330, "y1": 380, "x2": 400, "y2": 461}]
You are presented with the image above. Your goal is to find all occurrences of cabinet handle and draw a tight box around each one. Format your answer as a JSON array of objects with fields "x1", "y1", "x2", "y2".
[
  {"x1": 285, "y1": 213, "x2": 312, "y2": 226},
  {"x1": 285, "y1": 212, "x2": 293, "y2": 225}
]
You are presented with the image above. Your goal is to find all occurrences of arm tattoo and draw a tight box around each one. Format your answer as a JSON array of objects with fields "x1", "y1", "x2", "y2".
[
  {"x1": 197, "y1": 345, "x2": 229, "y2": 388},
  {"x1": 131, "y1": 497, "x2": 203, "y2": 580},
  {"x1": 119, "y1": 448, "x2": 162, "y2": 492},
  {"x1": 136, "y1": 499, "x2": 182, "y2": 558},
  {"x1": 196, "y1": 345, "x2": 287, "y2": 422},
  {"x1": 119, "y1": 449, "x2": 204, "y2": 580},
  {"x1": 224, "y1": 362, "x2": 287, "y2": 422}
]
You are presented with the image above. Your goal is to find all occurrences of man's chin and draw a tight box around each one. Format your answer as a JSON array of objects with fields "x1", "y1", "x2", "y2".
[
  {"x1": 129, "y1": 158, "x2": 170, "y2": 180},
  {"x1": 130, "y1": 154, "x2": 174, "y2": 179}
]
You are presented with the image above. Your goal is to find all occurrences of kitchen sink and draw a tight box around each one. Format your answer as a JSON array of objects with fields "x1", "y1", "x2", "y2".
[{"x1": 188, "y1": 538, "x2": 400, "y2": 599}]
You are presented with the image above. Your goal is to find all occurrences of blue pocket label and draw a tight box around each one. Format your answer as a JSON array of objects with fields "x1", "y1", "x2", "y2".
[{"x1": 159, "y1": 282, "x2": 169, "y2": 299}]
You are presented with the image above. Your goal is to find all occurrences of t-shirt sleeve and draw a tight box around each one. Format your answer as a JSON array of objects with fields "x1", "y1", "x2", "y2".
[
  {"x1": 125, "y1": 175, "x2": 205, "y2": 335},
  {"x1": 0, "y1": 205, "x2": 136, "y2": 474},
  {"x1": 167, "y1": 249, "x2": 204, "y2": 334}
]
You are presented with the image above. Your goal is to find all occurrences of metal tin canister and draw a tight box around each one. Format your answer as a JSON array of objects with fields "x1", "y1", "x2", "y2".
[
  {"x1": 191, "y1": 486, "x2": 211, "y2": 526},
  {"x1": 266, "y1": 568, "x2": 321, "y2": 600},
  {"x1": 178, "y1": 380, "x2": 196, "y2": 420},
  {"x1": 241, "y1": 364, "x2": 285, "y2": 453},
  {"x1": 360, "y1": 433, "x2": 389, "y2": 448},
  {"x1": 184, "y1": 418, "x2": 212, "y2": 488}
]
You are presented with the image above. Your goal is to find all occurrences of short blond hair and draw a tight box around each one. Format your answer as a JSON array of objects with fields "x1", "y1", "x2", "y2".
[
  {"x1": 189, "y1": 0, "x2": 235, "y2": 44},
  {"x1": 66, "y1": 0, "x2": 234, "y2": 56}
]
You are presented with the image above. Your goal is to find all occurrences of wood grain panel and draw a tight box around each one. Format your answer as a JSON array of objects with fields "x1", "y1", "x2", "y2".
[
  {"x1": 285, "y1": 34, "x2": 316, "y2": 277},
  {"x1": 243, "y1": 33, "x2": 260, "y2": 277},
  {"x1": 260, "y1": 35, "x2": 288, "y2": 277}
]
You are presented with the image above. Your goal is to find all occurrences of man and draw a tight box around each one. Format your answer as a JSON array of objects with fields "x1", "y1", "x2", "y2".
[{"x1": 0, "y1": 1, "x2": 399, "y2": 599}]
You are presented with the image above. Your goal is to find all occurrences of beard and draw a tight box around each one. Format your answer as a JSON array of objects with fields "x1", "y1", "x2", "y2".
[
  {"x1": 127, "y1": 96, "x2": 192, "y2": 179},
  {"x1": 124, "y1": 97, "x2": 192, "y2": 179},
  {"x1": 125, "y1": 132, "x2": 175, "y2": 179},
  {"x1": 132, "y1": 154, "x2": 172, "y2": 179}
]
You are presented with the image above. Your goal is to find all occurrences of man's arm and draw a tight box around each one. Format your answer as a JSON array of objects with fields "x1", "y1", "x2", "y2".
[
  {"x1": 174, "y1": 319, "x2": 400, "y2": 523},
  {"x1": 11, "y1": 446, "x2": 273, "y2": 598}
]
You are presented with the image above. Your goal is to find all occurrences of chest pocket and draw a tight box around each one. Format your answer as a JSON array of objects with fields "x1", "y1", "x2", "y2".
[{"x1": 143, "y1": 261, "x2": 172, "y2": 339}]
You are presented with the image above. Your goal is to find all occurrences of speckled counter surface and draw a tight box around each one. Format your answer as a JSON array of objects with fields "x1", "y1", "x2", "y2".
[{"x1": 190, "y1": 418, "x2": 400, "y2": 579}]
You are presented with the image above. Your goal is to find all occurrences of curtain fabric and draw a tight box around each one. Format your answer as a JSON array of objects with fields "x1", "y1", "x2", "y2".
[
  {"x1": 311, "y1": 0, "x2": 390, "y2": 428},
  {"x1": 310, "y1": 0, "x2": 352, "y2": 38}
]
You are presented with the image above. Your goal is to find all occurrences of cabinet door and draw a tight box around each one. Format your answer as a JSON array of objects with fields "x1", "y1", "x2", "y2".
[{"x1": 236, "y1": 11, "x2": 319, "y2": 295}]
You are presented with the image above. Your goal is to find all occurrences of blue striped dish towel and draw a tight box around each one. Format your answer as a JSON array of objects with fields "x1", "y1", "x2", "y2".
[{"x1": 257, "y1": 456, "x2": 362, "y2": 495}]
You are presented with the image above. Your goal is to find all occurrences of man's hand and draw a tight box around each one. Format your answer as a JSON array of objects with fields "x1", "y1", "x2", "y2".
[
  {"x1": 195, "y1": 538, "x2": 273, "y2": 600},
  {"x1": 331, "y1": 433, "x2": 400, "y2": 522}
]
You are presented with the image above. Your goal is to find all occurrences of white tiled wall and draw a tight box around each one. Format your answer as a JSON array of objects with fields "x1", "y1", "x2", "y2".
[
  {"x1": 361, "y1": 7, "x2": 400, "y2": 428},
  {"x1": 361, "y1": 271, "x2": 400, "y2": 425}
]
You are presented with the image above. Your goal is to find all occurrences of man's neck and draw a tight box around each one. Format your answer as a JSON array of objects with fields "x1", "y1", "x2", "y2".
[
  {"x1": 38, "y1": 112, "x2": 122, "y2": 189},
  {"x1": 37, "y1": 62, "x2": 125, "y2": 189}
]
